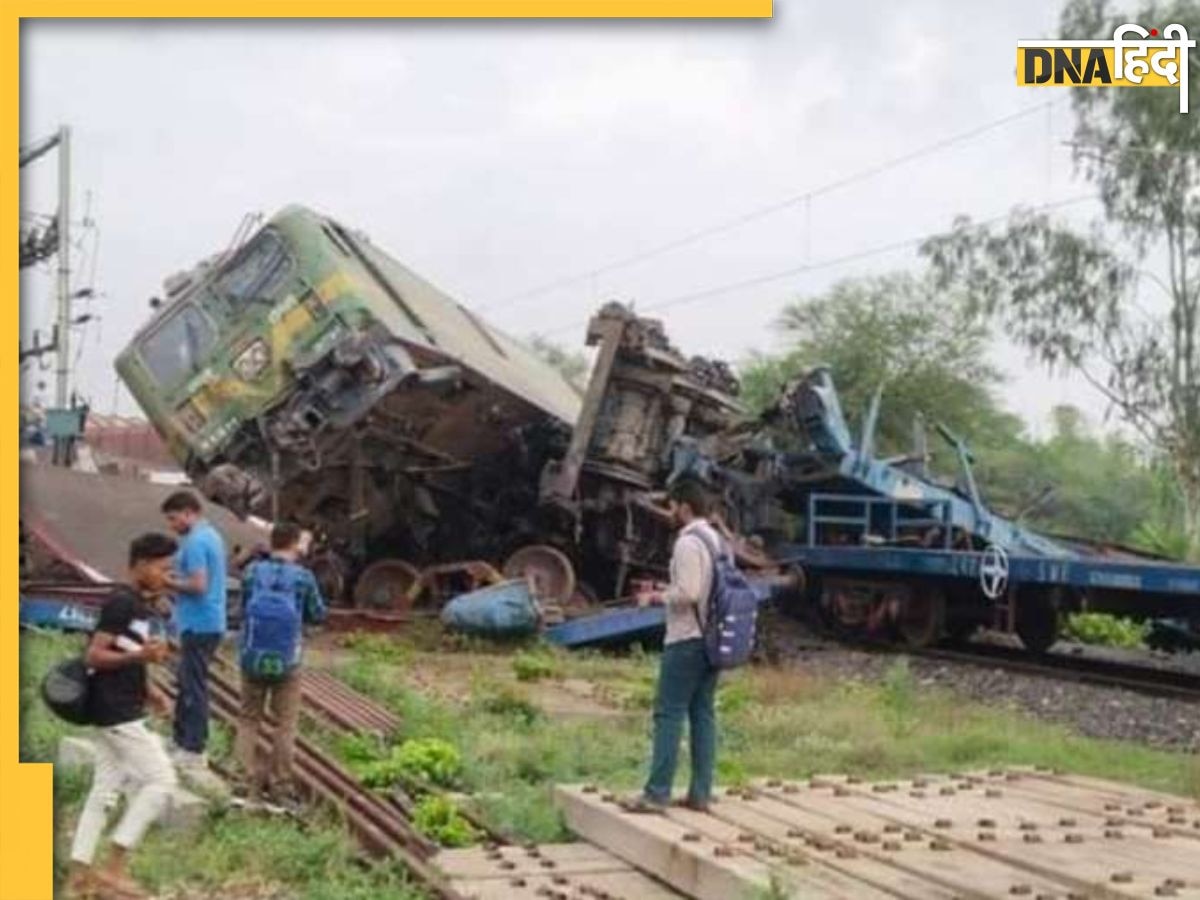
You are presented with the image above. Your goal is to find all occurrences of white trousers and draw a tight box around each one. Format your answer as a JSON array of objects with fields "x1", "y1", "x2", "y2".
[{"x1": 69, "y1": 719, "x2": 178, "y2": 865}]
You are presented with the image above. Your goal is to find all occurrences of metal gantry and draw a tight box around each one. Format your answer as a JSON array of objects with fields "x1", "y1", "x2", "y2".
[{"x1": 20, "y1": 125, "x2": 85, "y2": 463}]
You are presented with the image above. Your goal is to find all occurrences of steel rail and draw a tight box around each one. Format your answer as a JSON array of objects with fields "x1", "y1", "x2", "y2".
[
  {"x1": 901, "y1": 642, "x2": 1200, "y2": 702},
  {"x1": 29, "y1": 536, "x2": 463, "y2": 897},
  {"x1": 152, "y1": 667, "x2": 466, "y2": 899}
]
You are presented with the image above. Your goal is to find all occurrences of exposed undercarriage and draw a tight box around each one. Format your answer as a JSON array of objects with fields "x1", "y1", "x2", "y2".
[{"x1": 193, "y1": 302, "x2": 753, "y2": 607}]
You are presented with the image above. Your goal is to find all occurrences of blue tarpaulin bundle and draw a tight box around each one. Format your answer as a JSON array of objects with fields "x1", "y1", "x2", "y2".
[{"x1": 441, "y1": 579, "x2": 540, "y2": 636}]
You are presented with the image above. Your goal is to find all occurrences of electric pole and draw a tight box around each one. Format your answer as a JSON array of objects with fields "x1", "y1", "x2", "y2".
[
  {"x1": 55, "y1": 124, "x2": 71, "y2": 408},
  {"x1": 20, "y1": 124, "x2": 85, "y2": 464}
]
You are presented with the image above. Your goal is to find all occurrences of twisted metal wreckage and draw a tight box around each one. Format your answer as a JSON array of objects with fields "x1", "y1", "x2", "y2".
[{"x1": 109, "y1": 207, "x2": 1199, "y2": 651}]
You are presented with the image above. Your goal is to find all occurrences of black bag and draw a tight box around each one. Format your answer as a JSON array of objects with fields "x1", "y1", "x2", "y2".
[{"x1": 41, "y1": 657, "x2": 93, "y2": 725}]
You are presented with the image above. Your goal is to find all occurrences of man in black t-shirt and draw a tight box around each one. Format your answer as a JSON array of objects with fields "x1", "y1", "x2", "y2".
[{"x1": 66, "y1": 533, "x2": 178, "y2": 900}]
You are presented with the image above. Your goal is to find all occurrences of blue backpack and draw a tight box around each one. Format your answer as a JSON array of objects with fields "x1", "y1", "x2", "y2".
[
  {"x1": 240, "y1": 561, "x2": 303, "y2": 681},
  {"x1": 692, "y1": 527, "x2": 760, "y2": 670}
]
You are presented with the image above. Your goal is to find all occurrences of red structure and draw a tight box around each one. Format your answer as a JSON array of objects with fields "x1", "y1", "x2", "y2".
[{"x1": 83, "y1": 414, "x2": 176, "y2": 470}]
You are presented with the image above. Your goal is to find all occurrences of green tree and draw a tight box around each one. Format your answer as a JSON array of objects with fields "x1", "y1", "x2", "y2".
[
  {"x1": 976, "y1": 405, "x2": 1161, "y2": 545},
  {"x1": 740, "y1": 273, "x2": 1021, "y2": 458},
  {"x1": 922, "y1": 0, "x2": 1200, "y2": 553},
  {"x1": 1130, "y1": 464, "x2": 1193, "y2": 558}
]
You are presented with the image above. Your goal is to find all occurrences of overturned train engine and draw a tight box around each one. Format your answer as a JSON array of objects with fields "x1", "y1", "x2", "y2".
[{"x1": 538, "y1": 302, "x2": 749, "y2": 601}]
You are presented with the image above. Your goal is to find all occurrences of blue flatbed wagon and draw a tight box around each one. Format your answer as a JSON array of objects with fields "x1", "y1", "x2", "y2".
[
  {"x1": 773, "y1": 543, "x2": 1200, "y2": 598},
  {"x1": 549, "y1": 369, "x2": 1200, "y2": 653},
  {"x1": 749, "y1": 371, "x2": 1200, "y2": 652}
]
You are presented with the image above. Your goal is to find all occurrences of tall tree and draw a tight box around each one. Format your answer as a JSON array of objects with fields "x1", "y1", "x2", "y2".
[
  {"x1": 922, "y1": 0, "x2": 1200, "y2": 552},
  {"x1": 740, "y1": 272, "x2": 1021, "y2": 459},
  {"x1": 976, "y1": 405, "x2": 1161, "y2": 546}
]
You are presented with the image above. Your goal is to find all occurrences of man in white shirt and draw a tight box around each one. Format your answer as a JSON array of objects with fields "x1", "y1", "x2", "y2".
[{"x1": 633, "y1": 478, "x2": 723, "y2": 812}]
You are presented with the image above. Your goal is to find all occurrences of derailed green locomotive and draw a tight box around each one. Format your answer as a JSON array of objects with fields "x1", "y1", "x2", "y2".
[
  {"x1": 117, "y1": 206, "x2": 748, "y2": 608},
  {"x1": 117, "y1": 206, "x2": 585, "y2": 588}
]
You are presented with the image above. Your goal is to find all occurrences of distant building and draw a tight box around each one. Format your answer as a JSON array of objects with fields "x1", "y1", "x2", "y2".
[{"x1": 83, "y1": 413, "x2": 178, "y2": 472}]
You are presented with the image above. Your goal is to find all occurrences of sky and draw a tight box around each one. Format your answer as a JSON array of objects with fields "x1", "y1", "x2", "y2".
[{"x1": 19, "y1": 5, "x2": 1154, "y2": 436}]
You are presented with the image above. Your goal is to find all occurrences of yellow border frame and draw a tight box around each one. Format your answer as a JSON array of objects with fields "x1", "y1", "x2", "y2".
[{"x1": 5, "y1": 4, "x2": 770, "y2": 898}]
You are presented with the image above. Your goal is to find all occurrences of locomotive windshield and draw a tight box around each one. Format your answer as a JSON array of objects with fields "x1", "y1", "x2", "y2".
[
  {"x1": 139, "y1": 304, "x2": 217, "y2": 387},
  {"x1": 210, "y1": 228, "x2": 292, "y2": 306}
]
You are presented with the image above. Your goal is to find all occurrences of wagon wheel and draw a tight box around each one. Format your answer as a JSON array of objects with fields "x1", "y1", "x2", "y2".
[
  {"x1": 1016, "y1": 587, "x2": 1059, "y2": 655},
  {"x1": 896, "y1": 590, "x2": 946, "y2": 648},
  {"x1": 502, "y1": 544, "x2": 576, "y2": 605},
  {"x1": 353, "y1": 558, "x2": 421, "y2": 611},
  {"x1": 943, "y1": 615, "x2": 979, "y2": 644}
]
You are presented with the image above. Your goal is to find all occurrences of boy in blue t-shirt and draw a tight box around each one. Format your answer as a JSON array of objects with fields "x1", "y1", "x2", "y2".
[
  {"x1": 235, "y1": 522, "x2": 326, "y2": 805},
  {"x1": 161, "y1": 490, "x2": 227, "y2": 774}
]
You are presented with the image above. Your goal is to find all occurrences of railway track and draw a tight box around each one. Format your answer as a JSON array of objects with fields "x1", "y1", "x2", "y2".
[
  {"x1": 902, "y1": 640, "x2": 1200, "y2": 702},
  {"x1": 151, "y1": 665, "x2": 467, "y2": 898},
  {"x1": 300, "y1": 667, "x2": 402, "y2": 737},
  {"x1": 26, "y1": 575, "x2": 473, "y2": 894}
]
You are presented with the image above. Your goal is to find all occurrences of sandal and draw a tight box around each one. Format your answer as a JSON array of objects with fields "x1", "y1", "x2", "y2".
[
  {"x1": 90, "y1": 869, "x2": 149, "y2": 899},
  {"x1": 63, "y1": 870, "x2": 102, "y2": 899},
  {"x1": 619, "y1": 795, "x2": 669, "y2": 814}
]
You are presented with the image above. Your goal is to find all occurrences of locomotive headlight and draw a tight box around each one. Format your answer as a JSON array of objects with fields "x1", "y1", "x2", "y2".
[
  {"x1": 233, "y1": 339, "x2": 271, "y2": 380},
  {"x1": 176, "y1": 399, "x2": 207, "y2": 434}
]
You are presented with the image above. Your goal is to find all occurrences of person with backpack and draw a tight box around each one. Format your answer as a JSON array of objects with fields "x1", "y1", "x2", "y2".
[
  {"x1": 64, "y1": 533, "x2": 178, "y2": 899},
  {"x1": 234, "y1": 522, "x2": 327, "y2": 807},
  {"x1": 631, "y1": 477, "x2": 759, "y2": 814}
]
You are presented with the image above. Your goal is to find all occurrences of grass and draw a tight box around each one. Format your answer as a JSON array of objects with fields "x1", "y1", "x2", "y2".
[
  {"x1": 22, "y1": 624, "x2": 1200, "y2": 892},
  {"x1": 19, "y1": 630, "x2": 428, "y2": 900},
  {"x1": 330, "y1": 640, "x2": 1200, "y2": 844},
  {"x1": 131, "y1": 809, "x2": 426, "y2": 899},
  {"x1": 511, "y1": 648, "x2": 560, "y2": 682}
]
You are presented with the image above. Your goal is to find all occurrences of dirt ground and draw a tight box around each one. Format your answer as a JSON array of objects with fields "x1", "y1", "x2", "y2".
[{"x1": 306, "y1": 633, "x2": 626, "y2": 719}]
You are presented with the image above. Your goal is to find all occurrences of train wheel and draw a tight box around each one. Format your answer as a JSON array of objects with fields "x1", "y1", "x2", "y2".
[
  {"x1": 896, "y1": 590, "x2": 946, "y2": 648},
  {"x1": 310, "y1": 552, "x2": 349, "y2": 607},
  {"x1": 567, "y1": 580, "x2": 599, "y2": 612},
  {"x1": 503, "y1": 544, "x2": 576, "y2": 605},
  {"x1": 943, "y1": 616, "x2": 979, "y2": 644},
  {"x1": 353, "y1": 558, "x2": 421, "y2": 610},
  {"x1": 1016, "y1": 588, "x2": 1059, "y2": 654}
]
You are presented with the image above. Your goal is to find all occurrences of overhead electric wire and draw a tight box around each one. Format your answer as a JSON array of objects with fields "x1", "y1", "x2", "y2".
[
  {"x1": 482, "y1": 98, "x2": 1064, "y2": 315},
  {"x1": 541, "y1": 193, "x2": 1098, "y2": 338}
]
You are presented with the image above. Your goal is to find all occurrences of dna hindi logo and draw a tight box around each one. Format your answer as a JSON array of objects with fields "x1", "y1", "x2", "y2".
[{"x1": 1016, "y1": 23, "x2": 1196, "y2": 113}]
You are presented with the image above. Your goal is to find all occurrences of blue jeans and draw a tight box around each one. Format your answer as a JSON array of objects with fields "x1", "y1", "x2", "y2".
[
  {"x1": 173, "y1": 633, "x2": 221, "y2": 753},
  {"x1": 644, "y1": 638, "x2": 719, "y2": 805}
]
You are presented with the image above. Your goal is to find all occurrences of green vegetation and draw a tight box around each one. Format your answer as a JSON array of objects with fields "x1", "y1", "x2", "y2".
[
  {"x1": 610, "y1": 672, "x2": 655, "y2": 711},
  {"x1": 879, "y1": 659, "x2": 918, "y2": 737},
  {"x1": 339, "y1": 632, "x2": 413, "y2": 665},
  {"x1": 19, "y1": 631, "x2": 87, "y2": 762},
  {"x1": 336, "y1": 732, "x2": 388, "y2": 768},
  {"x1": 131, "y1": 810, "x2": 426, "y2": 900},
  {"x1": 20, "y1": 632, "x2": 426, "y2": 900},
  {"x1": 739, "y1": 272, "x2": 1191, "y2": 560},
  {"x1": 358, "y1": 738, "x2": 463, "y2": 791},
  {"x1": 715, "y1": 677, "x2": 753, "y2": 716},
  {"x1": 411, "y1": 796, "x2": 480, "y2": 848},
  {"x1": 22, "y1": 616, "x2": 1200, "y2": 893},
  {"x1": 474, "y1": 685, "x2": 543, "y2": 726},
  {"x1": 1063, "y1": 613, "x2": 1150, "y2": 650},
  {"x1": 511, "y1": 648, "x2": 560, "y2": 682},
  {"x1": 740, "y1": 272, "x2": 1012, "y2": 456},
  {"x1": 332, "y1": 639, "x2": 1200, "y2": 844},
  {"x1": 921, "y1": 0, "x2": 1200, "y2": 556}
]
